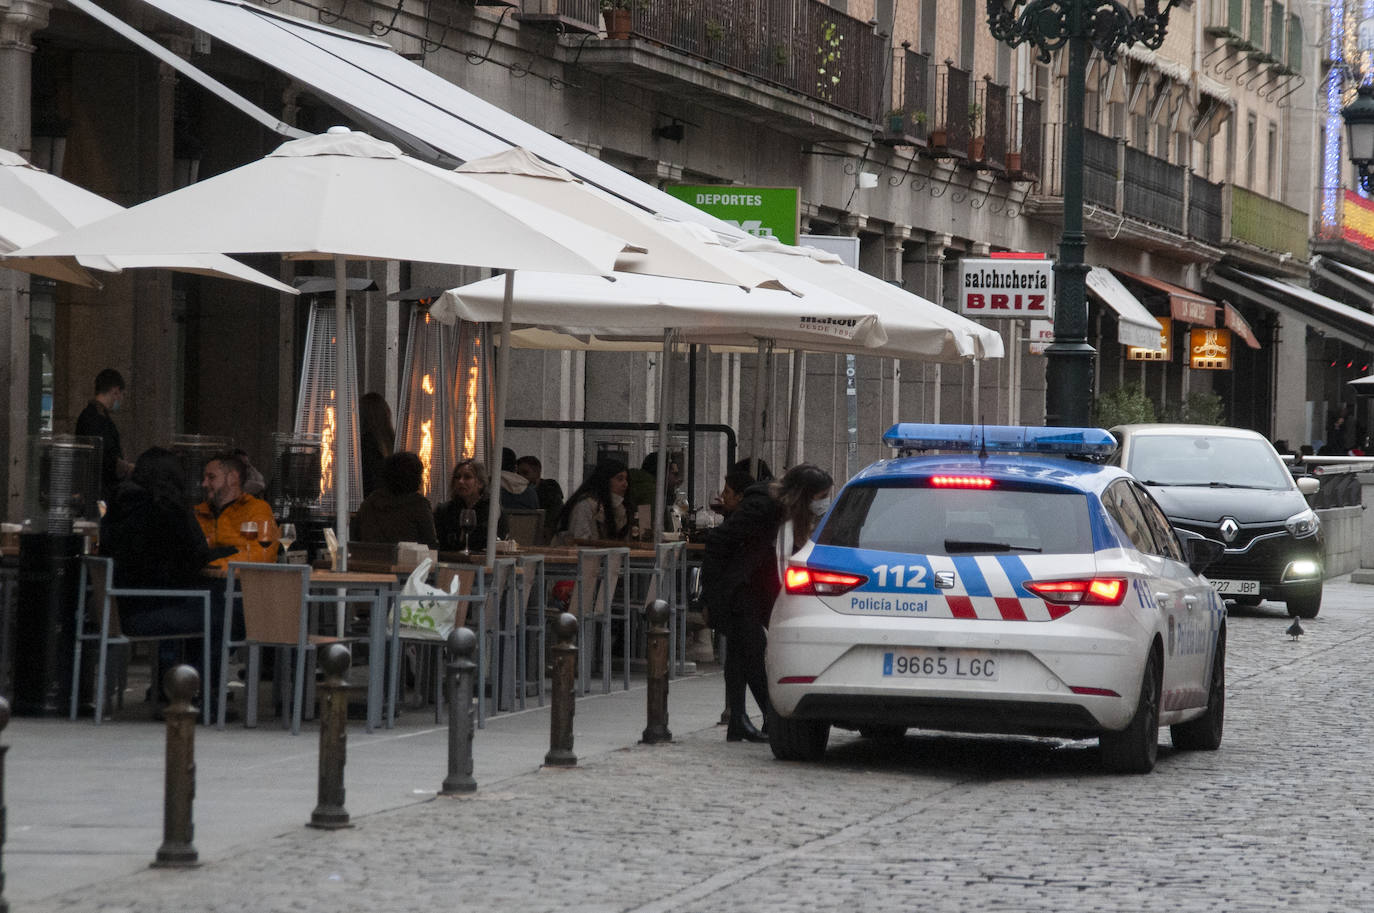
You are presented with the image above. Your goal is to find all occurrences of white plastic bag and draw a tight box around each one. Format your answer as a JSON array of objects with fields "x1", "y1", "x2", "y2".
[{"x1": 395, "y1": 558, "x2": 462, "y2": 640}]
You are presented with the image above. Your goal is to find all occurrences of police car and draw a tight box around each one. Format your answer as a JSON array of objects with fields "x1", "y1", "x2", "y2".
[{"x1": 765, "y1": 424, "x2": 1228, "y2": 774}]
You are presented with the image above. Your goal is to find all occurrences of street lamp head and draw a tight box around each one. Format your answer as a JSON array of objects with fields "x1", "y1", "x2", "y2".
[
  {"x1": 1342, "y1": 83, "x2": 1374, "y2": 193},
  {"x1": 987, "y1": 0, "x2": 1183, "y2": 62}
]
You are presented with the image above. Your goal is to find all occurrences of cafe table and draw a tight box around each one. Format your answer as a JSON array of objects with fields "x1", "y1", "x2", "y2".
[{"x1": 213, "y1": 564, "x2": 401, "y2": 732}]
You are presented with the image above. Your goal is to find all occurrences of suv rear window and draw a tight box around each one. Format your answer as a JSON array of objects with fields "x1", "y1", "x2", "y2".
[{"x1": 816, "y1": 485, "x2": 1093, "y2": 556}]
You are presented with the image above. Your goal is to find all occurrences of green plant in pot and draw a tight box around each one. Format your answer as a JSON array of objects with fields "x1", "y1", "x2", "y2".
[
  {"x1": 705, "y1": 19, "x2": 724, "y2": 44},
  {"x1": 886, "y1": 109, "x2": 908, "y2": 133},
  {"x1": 967, "y1": 102, "x2": 985, "y2": 159}
]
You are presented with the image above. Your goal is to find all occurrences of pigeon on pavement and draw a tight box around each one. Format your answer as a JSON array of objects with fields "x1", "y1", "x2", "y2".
[{"x1": 1286, "y1": 617, "x2": 1304, "y2": 640}]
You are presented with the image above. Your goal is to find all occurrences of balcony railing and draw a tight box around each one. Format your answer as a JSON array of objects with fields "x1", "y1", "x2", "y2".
[
  {"x1": 930, "y1": 62, "x2": 971, "y2": 158},
  {"x1": 626, "y1": 0, "x2": 884, "y2": 119},
  {"x1": 1123, "y1": 145, "x2": 1184, "y2": 233},
  {"x1": 1228, "y1": 185, "x2": 1310, "y2": 258},
  {"x1": 981, "y1": 80, "x2": 1009, "y2": 171},
  {"x1": 880, "y1": 45, "x2": 931, "y2": 145},
  {"x1": 1018, "y1": 95, "x2": 1042, "y2": 181},
  {"x1": 1190, "y1": 174, "x2": 1224, "y2": 245}
]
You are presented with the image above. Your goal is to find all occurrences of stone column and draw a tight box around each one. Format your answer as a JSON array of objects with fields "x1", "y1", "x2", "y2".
[{"x1": 0, "y1": 0, "x2": 51, "y2": 521}]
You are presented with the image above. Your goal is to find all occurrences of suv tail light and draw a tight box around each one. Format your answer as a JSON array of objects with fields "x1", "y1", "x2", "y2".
[
  {"x1": 784, "y1": 567, "x2": 867, "y2": 596},
  {"x1": 1025, "y1": 578, "x2": 1126, "y2": 609}
]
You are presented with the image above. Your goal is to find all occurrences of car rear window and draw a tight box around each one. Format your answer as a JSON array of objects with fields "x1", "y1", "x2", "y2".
[
  {"x1": 1125, "y1": 433, "x2": 1291, "y2": 489},
  {"x1": 816, "y1": 485, "x2": 1094, "y2": 556}
]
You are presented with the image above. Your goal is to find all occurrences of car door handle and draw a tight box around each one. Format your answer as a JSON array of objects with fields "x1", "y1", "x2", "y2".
[
  {"x1": 1154, "y1": 592, "x2": 1170, "y2": 607},
  {"x1": 1183, "y1": 595, "x2": 1198, "y2": 609}
]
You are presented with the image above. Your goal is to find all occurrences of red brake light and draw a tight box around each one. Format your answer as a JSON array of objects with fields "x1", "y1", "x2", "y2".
[
  {"x1": 1025, "y1": 578, "x2": 1126, "y2": 607},
  {"x1": 784, "y1": 567, "x2": 867, "y2": 596},
  {"x1": 929, "y1": 475, "x2": 994, "y2": 489}
]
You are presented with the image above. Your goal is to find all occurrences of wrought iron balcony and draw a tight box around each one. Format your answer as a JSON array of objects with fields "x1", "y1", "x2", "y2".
[{"x1": 1226, "y1": 185, "x2": 1309, "y2": 259}]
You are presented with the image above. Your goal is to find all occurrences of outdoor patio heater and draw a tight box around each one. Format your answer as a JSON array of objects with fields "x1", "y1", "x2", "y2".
[
  {"x1": 396, "y1": 310, "x2": 493, "y2": 505},
  {"x1": 267, "y1": 431, "x2": 323, "y2": 520},
  {"x1": 294, "y1": 299, "x2": 362, "y2": 516},
  {"x1": 26, "y1": 433, "x2": 100, "y2": 534}
]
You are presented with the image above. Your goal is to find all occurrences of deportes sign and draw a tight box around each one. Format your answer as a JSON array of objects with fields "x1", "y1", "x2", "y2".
[{"x1": 959, "y1": 257, "x2": 1055, "y2": 320}]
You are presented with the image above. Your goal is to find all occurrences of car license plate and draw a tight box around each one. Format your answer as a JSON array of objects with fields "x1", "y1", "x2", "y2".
[
  {"x1": 1210, "y1": 579, "x2": 1259, "y2": 595},
  {"x1": 882, "y1": 649, "x2": 999, "y2": 681}
]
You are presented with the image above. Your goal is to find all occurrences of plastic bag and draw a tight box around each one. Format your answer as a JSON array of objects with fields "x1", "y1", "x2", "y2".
[{"x1": 396, "y1": 558, "x2": 462, "y2": 640}]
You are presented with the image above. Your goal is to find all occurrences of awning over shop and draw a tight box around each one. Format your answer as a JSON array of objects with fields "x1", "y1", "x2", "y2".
[
  {"x1": 1115, "y1": 269, "x2": 1217, "y2": 325},
  {"x1": 1210, "y1": 269, "x2": 1374, "y2": 349},
  {"x1": 1085, "y1": 266, "x2": 1163, "y2": 349},
  {"x1": 1314, "y1": 257, "x2": 1374, "y2": 306},
  {"x1": 1223, "y1": 303, "x2": 1261, "y2": 349}
]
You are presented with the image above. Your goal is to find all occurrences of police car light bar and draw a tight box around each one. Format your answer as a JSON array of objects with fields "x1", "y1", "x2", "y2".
[{"x1": 882, "y1": 423, "x2": 1117, "y2": 456}]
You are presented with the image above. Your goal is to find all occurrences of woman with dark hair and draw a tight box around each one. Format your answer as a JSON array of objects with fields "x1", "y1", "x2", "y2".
[
  {"x1": 775, "y1": 463, "x2": 835, "y2": 565},
  {"x1": 435, "y1": 459, "x2": 507, "y2": 553},
  {"x1": 554, "y1": 459, "x2": 634, "y2": 544},
  {"x1": 359, "y1": 392, "x2": 395, "y2": 497},
  {"x1": 353, "y1": 451, "x2": 438, "y2": 547},
  {"x1": 100, "y1": 446, "x2": 227, "y2": 710}
]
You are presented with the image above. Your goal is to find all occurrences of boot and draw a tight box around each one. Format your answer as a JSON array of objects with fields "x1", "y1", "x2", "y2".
[{"x1": 726, "y1": 713, "x2": 767, "y2": 742}]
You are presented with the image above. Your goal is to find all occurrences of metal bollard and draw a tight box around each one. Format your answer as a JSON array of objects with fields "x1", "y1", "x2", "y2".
[
  {"x1": 0, "y1": 696, "x2": 10, "y2": 913},
  {"x1": 308, "y1": 644, "x2": 353, "y2": 830},
  {"x1": 152, "y1": 665, "x2": 200, "y2": 868},
  {"x1": 440, "y1": 627, "x2": 478, "y2": 795},
  {"x1": 641, "y1": 599, "x2": 672, "y2": 744},
  {"x1": 543, "y1": 612, "x2": 578, "y2": 768}
]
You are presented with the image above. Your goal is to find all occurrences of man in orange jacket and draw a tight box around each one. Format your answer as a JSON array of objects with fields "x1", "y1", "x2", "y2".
[{"x1": 196, "y1": 451, "x2": 279, "y2": 569}]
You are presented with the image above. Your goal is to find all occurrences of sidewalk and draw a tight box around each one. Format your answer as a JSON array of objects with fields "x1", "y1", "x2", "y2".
[{"x1": 5, "y1": 665, "x2": 729, "y2": 906}]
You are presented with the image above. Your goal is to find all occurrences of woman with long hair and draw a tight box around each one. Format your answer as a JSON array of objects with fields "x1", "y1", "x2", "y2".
[
  {"x1": 554, "y1": 459, "x2": 634, "y2": 543},
  {"x1": 358, "y1": 392, "x2": 395, "y2": 497},
  {"x1": 775, "y1": 463, "x2": 835, "y2": 566},
  {"x1": 434, "y1": 458, "x2": 507, "y2": 553}
]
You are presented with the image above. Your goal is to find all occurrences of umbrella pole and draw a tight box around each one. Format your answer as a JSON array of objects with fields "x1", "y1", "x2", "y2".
[
  {"x1": 335, "y1": 254, "x2": 350, "y2": 571},
  {"x1": 750, "y1": 339, "x2": 766, "y2": 478},
  {"x1": 486, "y1": 271, "x2": 515, "y2": 570},
  {"x1": 653, "y1": 330, "x2": 672, "y2": 543},
  {"x1": 786, "y1": 350, "x2": 804, "y2": 469}
]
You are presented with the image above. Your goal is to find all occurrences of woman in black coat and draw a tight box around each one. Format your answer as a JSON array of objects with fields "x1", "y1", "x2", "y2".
[{"x1": 700, "y1": 480, "x2": 782, "y2": 742}]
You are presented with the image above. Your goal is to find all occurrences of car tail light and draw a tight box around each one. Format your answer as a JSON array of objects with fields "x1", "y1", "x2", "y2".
[
  {"x1": 1025, "y1": 578, "x2": 1126, "y2": 608},
  {"x1": 929, "y1": 475, "x2": 994, "y2": 489},
  {"x1": 784, "y1": 567, "x2": 867, "y2": 596}
]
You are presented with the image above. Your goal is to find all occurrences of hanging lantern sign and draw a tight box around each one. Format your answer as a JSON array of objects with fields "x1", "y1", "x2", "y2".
[
  {"x1": 1189, "y1": 327, "x2": 1232, "y2": 370},
  {"x1": 1127, "y1": 316, "x2": 1172, "y2": 361}
]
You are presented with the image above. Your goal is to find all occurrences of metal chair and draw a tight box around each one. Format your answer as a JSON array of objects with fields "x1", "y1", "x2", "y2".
[
  {"x1": 571, "y1": 547, "x2": 631, "y2": 695},
  {"x1": 514, "y1": 553, "x2": 546, "y2": 708},
  {"x1": 71, "y1": 555, "x2": 213, "y2": 725},
  {"x1": 652, "y1": 540, "x2": 689, "y2": 677},
  {"x1": 219, "y1": 563, "x2": 357, "y2": 735},
  {"x1": 400, "y1": 562, "x2": 487, "y2": 724},
  {"x1": 503, "y1": 509, "x2": 545, "y2": 547}
]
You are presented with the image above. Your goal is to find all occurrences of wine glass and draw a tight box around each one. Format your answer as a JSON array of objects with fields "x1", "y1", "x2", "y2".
[
  {"x1": 239, "y1": 520, "x2": 259, "y2": 562},
  {"x1": 458, "y1": 508, "x2": 478, "y2": 554},
  {"x1": 258, "y1": 522, "x2": 276, "y2": 562},
  {"x1": 278, "y1": 523, "x2": 297, "y2": 562}
]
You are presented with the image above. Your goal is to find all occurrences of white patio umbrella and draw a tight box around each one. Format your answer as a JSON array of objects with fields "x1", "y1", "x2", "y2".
[
  {"x1": 0, "y1": 148, "x2": 296, "y2": 292},
  {"x1": 456, "y1": 147, "x2": 795, "y2": 293},
  {"x1": 12, "y1": 129, "x2": 637, "y2": 565}
]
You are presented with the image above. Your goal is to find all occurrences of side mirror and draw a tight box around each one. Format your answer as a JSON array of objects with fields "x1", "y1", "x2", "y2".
[
  {"x1": 1175, "y1": 527, "x2": 1226, "y2": 574},
  {"x1": 1296, "y1": 476, "x2": 1319, "y2": 496}
]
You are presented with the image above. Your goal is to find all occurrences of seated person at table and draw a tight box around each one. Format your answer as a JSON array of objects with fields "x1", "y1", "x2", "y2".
[
  {"x1": 498, "y1": 446, "x2": 541, "y2": 511},
  {"x1": 353, "y1": 451, "x2": 438, "y2": 547},
  {"x1": 195, "y1": 451, "x2": 279, "y2": 568},
  {"x1": 435, "y1": 459, "x2": 507, "y2": 553},
  {"x1": 628, "y1": 451, "x2": 683, "y2": 530},
  {"x1": 102, "y1": 447, "x2": 239, "y2": 705},
  {"x1": 516, "y1": 454, "x2": 564, "y2": 541},
  {"x1": 553, "y1": 458, "x2": 634, "y2": 544}
]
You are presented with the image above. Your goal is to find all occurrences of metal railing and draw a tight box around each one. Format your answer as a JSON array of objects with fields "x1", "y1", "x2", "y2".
[
  {"x1": 983, "y1": 80, "x2": 1009, "y2": 170},
  {"x1": 1228, "y1": 184, "x2": 1310, "y2": 258},
  {"x1": 1122, "y1": 144, "x2": 1185, "y2": 232},
  {"x1": 1190, "y1": 173, "x2": 1224, "y2": 245},
  {"x1": 886, "y1": 45, "x2": 931, "y2": 143},
  {"x1": 933, "y1": 62, "x2": 971, "y2": 156},
  {"x1": 1082, "y1": 128, "x2": 1118, "y2": 210},
  {"x1": 1018, "y1": 95, "x2": 1043, "y2": 180},
  {"x1": 628, "y1": 0, "x2": 884, "y2": 119}
]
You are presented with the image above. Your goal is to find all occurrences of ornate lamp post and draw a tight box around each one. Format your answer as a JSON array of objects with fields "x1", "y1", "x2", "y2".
[
  {"x1": 1342, "y1": 83, "x2": 1374, "y2": 194},
  {"x1": 987, "y1": 0, "x2": 1181, "y2": 426}
]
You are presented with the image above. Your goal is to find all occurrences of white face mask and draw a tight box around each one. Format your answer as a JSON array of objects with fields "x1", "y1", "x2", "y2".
[{"x1": 810, "y1": 497, "x2": 831, "y2": 517}]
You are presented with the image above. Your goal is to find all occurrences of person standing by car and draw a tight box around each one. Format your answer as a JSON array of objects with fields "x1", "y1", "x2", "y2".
[
  {"x1": 701, "y1": 477, "x2": 783, "y2": 742},
  {"x1": 775, "y1": 463, "x2": 835, "y2": 570}
]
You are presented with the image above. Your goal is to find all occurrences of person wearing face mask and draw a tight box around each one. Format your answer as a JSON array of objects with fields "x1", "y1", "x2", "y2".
[
  {"x1": 775, "y1": 463, "x2": 836, "y2": 578},
  {"x1": 76, "y1": 367, "x2": 135, "y2": 503}
]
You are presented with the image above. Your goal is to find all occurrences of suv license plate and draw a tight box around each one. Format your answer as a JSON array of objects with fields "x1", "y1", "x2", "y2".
[
  {"x1": 1210, "y1": 579, "x2": 1259, "y2": 595},
  {"x1": 882, "y1": 649, "x2": 999, "y2": 681}
]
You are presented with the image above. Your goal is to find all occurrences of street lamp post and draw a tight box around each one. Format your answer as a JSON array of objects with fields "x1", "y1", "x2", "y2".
[
  {"x1": 1342, "y1": 83, "x2": 1374, "y2": 193},
  {"x1": 987, "y1": 0, "x2": 1181, "y2": 426}
]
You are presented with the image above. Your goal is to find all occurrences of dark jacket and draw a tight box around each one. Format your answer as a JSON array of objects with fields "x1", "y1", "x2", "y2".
[
  {"x1": 434, "y1": 496, "x2": 508, "y2": 553},
  {"x1": 700, "y1": 482, "x2": 782, "y2": 630},
  {"x1": 76, "y1": 400, "x2": 123, "y2": 502},
  {"x1": 354, "y1": 489, "x2": 438, "y2": 547},
  {"x1": 101, "y1": 482, "x2": 211, "y2": 595}
]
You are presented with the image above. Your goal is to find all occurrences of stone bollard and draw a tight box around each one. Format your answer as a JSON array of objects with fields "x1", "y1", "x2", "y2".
[
  {"x1": 641, "y1": 599, "x2": 672, "y2": 745},
  {"x1": 543, "y1": 612, "x2": 579, "y2": 768},
  {"x1": 308, "y1": 644, "x2": 353, "y2": 830},
  {"x1": 153, "y1": 665, "x2": 200, "y2": 868},
  {"x1": 0, "y1": 696, "x2": 10, "y2": 912},
  {"x1": 440, "y1": 627, "x2": 478, "y2": 795}
]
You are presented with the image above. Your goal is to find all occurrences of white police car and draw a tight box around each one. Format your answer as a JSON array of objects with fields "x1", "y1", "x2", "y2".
[{"x1": 765, "y1": 424, "x2": 1228, "y2": 773}]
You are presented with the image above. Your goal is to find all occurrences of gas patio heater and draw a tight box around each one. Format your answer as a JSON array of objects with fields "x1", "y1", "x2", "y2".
[{"x1": 294, "y1": 295, "x2": 362, "y2": 517}]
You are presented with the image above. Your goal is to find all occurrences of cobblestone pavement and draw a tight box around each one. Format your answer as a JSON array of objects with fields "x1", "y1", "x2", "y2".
[{"x1": 29, "y1": 582, "x2": 1374, "y2": 913}]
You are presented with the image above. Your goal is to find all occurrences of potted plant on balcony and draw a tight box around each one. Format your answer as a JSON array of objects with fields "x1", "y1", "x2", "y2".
[
  {"x1": 600, "y1": 0, "x2": 644, "y2": 40},
  {"x1": 886, "y1": 108, "x2": 908, "y2": 135},
  {"x1": 967, "y1": 102, "x2": 985, "y2": 161}
]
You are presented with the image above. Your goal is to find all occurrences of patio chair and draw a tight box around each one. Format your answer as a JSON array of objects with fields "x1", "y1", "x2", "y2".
[
  {"x1": 398, "y1": 562, "x2": 487, "y2": 724},
  {"x1": 503, "y1": 509, "x2": 545, "y2": 547},
  {"x1": 71, "y1": 555, "x2": 213, "y2": 725},
  {"x1": 571, "y1": 547, "x2": 631, "y2": 695},
  {"x1": 219, "y1": 562, "x2": 356, "y2": 735}
]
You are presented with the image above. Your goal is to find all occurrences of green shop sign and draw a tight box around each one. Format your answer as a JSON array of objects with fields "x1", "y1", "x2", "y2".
[{"x1": 664, "y1": 185, "x2": 799, "y2": 246}]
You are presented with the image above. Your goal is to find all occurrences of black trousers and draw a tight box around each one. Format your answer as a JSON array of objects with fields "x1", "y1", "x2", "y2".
[{"x1": 722, "y1": 610, "x2": 770, "y2": 721}]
